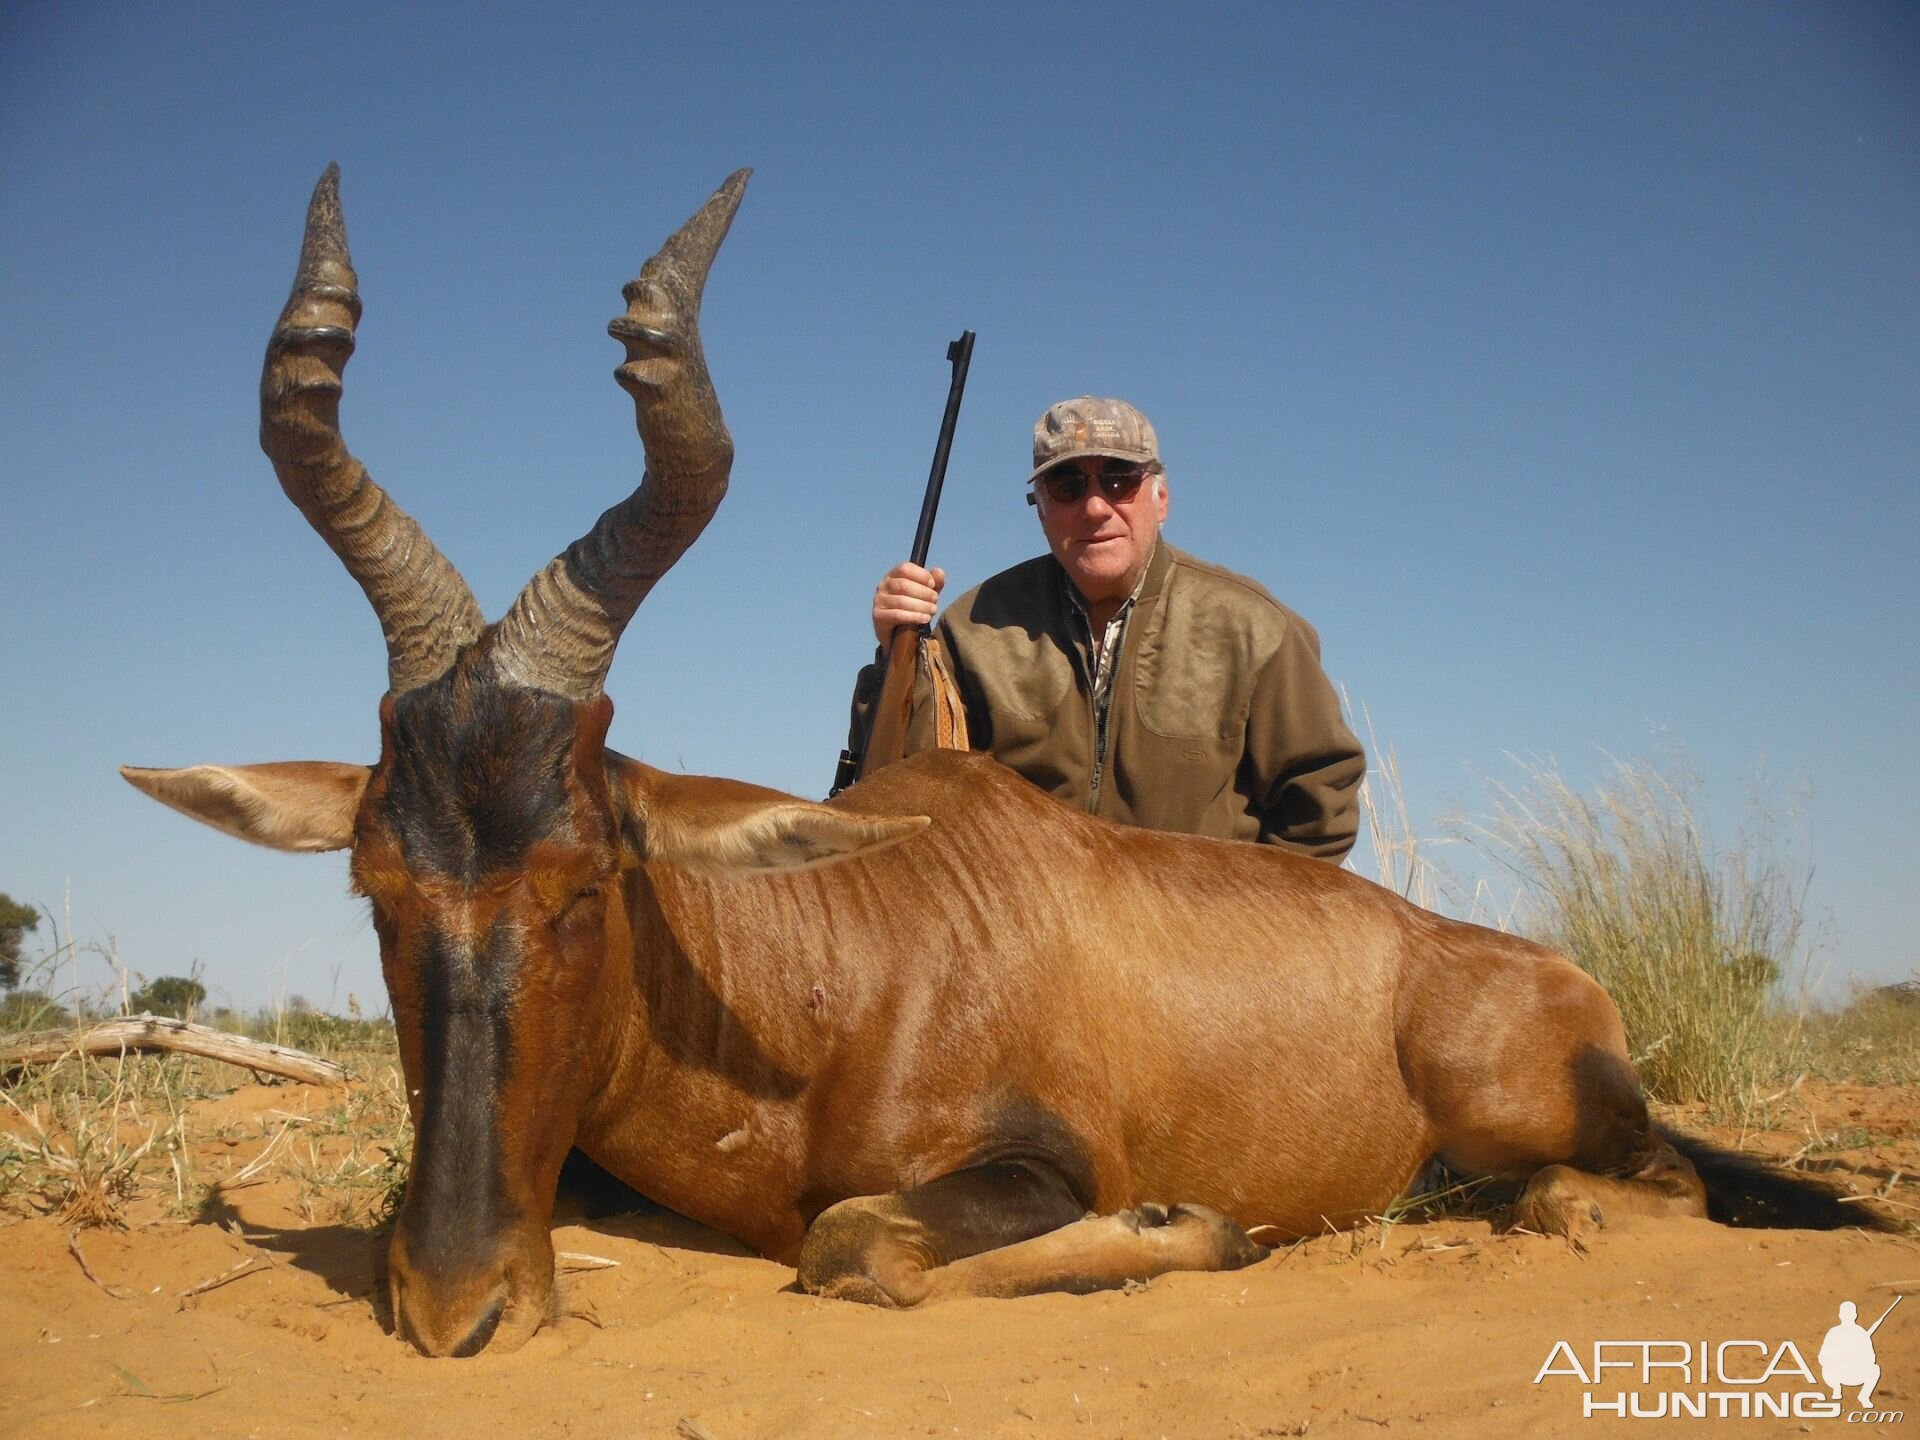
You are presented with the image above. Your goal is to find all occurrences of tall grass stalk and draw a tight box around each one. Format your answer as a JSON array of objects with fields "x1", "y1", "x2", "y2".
[
  {"x1": 1360, "y1": 737, "x2": 1440, "y2": 910},
  {"x1": 1349, "y1": 696, "x2": 1514, "y2": 931},
  {"x1": 1348, "y1": 695, "x2": 1437, "y2": 906},
  {"x1": 1465, "y1": 754, "x2": 1808, "y2": 1109}
]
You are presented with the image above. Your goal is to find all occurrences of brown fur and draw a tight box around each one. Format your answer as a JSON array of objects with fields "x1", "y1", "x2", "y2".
[
  {"x1": 578, "y1": 746, "x2": 1676, "y2": 1256},
  {"x1": 132, "y1": 702, "x2": 1731, "y2": 1352}
]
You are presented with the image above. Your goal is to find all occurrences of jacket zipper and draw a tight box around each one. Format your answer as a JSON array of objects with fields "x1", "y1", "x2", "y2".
[
  {"x1": 1086, "y1": 621, "x2": 1126, "y2": 814},
  {"x1": 1089, "y1": 670, "x2": 1108, "y2": 812}
]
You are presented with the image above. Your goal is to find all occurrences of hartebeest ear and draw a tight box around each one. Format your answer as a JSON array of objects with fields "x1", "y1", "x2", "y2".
[
  {"x1": 611, "y1": 759, "x2": 929, "y2": 873},
  {"x1": 120, "y1": 762, "x2": 371, "y2": 853}
]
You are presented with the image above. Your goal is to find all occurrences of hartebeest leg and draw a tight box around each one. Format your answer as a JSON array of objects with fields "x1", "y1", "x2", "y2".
[
  {"x1": 1501, "y1": 1046, "x2": 1709, "y2": 1242},
  {"x1": 1401, "y1": 936, "x2": 1710, "y2": 1245},
  {"x1": 1511, "y1": 1141, "x2": 1707, "y2": 1242},
  {"x1": 1498, "y1": 1045, "x2": 1706, "y2": 1232},
  {"x1": 797, "y1": 1160, "x2": 1086, "y2": 1306},
  {"x1": 914, "y1": 1202, "x2": 1269, "y2": 1302},
  {"x1": 796, "y1": 1163, "x2": 1268, "y2": 1307}
]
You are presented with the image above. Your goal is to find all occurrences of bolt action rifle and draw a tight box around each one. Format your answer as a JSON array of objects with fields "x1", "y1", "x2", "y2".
[{"x1": 831, "y1": 330, "x2": 975, "y2": 796}]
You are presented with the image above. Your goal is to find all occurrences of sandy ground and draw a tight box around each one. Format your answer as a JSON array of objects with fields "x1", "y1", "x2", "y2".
[{"x1": 2, "y1": 1079, "x2": 1915, "y2": 1439}]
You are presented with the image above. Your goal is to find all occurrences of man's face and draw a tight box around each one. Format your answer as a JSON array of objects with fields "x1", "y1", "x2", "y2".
[{"x1": 1033, "y1": 459, "x2": 1169, "y2": 606}]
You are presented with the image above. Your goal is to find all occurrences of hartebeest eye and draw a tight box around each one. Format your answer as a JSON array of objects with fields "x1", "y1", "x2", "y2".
[
  {"x1": 553, "y1": 883, "x2": 611, "y2": 948},
  {"x1": 523, "y1": 843, "x2": 612, "y2": 918},
  {"x1": 349, "y1": 862, "x2": 413, "y2": 910}
]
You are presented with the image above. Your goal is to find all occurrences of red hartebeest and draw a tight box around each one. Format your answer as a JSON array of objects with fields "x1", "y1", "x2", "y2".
[{"x1": 125, "y1": 169, "x2": 1864, "y2": 1357}]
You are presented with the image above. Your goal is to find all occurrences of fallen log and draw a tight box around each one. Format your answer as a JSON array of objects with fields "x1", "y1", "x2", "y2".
[{"x1": 0, "y1": 1014, "x2": 348, "y2": 1086}]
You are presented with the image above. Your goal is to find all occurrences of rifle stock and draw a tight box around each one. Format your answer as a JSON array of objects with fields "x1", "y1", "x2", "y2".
[{"x1": 859, "y1": 623, "x2": 923, "y2": 779}]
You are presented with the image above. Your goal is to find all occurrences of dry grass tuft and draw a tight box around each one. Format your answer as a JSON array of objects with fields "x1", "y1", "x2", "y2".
[
  {"x1": 2, "y1": 949, "x2": 409, "y2": 1230},
  {"x1": 1351, "y1": 722, "x2": 1909, "y2": 1107},
  {"x1": 1461, "y1": 754, "x2": 1810, "y2": 1110},
  {"x1": 2, "y1": 1056, "x2": 179, "y2": 1225},
  {"x1": 273, "y1": 1057, "x2": 411, "y2": 1226}
]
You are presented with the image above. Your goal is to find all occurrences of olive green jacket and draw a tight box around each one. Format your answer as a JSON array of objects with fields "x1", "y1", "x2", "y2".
[{"x1": 850, "y1": 543, "x2": 1365, "y2": 860}]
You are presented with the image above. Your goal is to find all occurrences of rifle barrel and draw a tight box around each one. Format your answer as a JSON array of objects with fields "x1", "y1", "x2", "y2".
[
  {"x1": 1867, "y1": 1294, "x2": 1902, "y2": 1336},
  {"x1": 829, "y1": 329, "x2": 976, "y2": 797},
  {"x1": 908, "y1": 330, "x2": 975, "y2": 570}
]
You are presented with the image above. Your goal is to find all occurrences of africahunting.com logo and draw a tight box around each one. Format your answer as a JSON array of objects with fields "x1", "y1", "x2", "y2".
[{"x1": 1533, "y1": 1294, "x2": 1904, "y2": 1422}]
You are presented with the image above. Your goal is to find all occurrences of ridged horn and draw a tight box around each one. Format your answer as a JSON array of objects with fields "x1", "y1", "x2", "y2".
[
  {"x1": 261, "y1": 164, "x2": 485, "y2": 694},
  {"x1": 491, "y1": 169, "x2": 750, "y2": 700}
]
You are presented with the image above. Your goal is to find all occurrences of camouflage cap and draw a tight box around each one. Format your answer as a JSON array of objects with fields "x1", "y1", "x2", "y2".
[{"x1": 1028, "y1": 397, "x2": 1161, "y2": 485}]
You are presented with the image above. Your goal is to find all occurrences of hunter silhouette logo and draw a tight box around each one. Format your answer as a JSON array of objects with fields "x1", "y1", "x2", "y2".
[
  {"x1": 1819, "y1": 1296, "x2": 1900, "y2": 1409},
  {"x1": 1532, "y1": 1292, "x2": 1905, "y2": 1422}
]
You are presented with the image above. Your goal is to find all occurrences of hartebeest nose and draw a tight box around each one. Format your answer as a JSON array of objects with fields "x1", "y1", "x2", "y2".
[
  {"x1": 393, "y1": 1274, "x2": 507, "y2": 1357},
  {"x1": 450, "y1": 1295, "x2": 506, "y2": 1356},
  {"x1": 387, "y1": 1224, "x2": 552, "y2": 1356}
]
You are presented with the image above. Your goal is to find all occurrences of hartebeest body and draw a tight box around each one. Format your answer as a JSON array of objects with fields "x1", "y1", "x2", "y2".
[{"x1": 125, "y1": 170, "x2": 1856, "y2": 1357}]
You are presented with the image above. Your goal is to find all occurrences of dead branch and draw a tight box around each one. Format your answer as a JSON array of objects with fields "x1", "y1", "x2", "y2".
[
  {"x1": 556, "y1": 1250, "x2": 621, "y2": 1272},
  {"x1": 68, "y1": 1227, "x2": 133, "y2": 1298},
  {"x1": 177, "y1": 1254, "x2": 270, "y2": 1306},
  {"x1": 1, "y1": 1015, "x2": 347, "y2": 1086}
]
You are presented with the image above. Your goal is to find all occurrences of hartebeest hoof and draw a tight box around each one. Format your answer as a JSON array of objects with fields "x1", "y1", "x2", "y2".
[
  {"x1": 1160, "y1": 1203, "x2": 1272, "y2": 1271},
  {"x1": 1113, "y1": 1202, "x2": 1267, "y2": 1268},
  {"x1": 795, "y1": 1195, "x2": 937, "y2": 1308},
  {"x1": 1511, "y1": 1142, "x2": 1710, "y2": 1247},
  {"x1": 1511, "y1": 1165, "x2": 1608, "y2": 1246}
]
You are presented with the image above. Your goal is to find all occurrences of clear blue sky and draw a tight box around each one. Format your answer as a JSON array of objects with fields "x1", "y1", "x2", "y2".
[{"x1": 3, "y1": 2, "x2": 1915, "y2": 1011}]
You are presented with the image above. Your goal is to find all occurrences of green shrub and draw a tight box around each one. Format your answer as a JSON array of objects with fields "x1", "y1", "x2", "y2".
[
  {"x1": 127, "y1": 974, "x2": 207, "y2": 1019},
  {"x1": 0, "y1": 894, "x2": 39, "y2": 991},
  {"x1": 269, "y1": 1008, "x2": 396, "y2": 1054},
  {"x1": 0, "y1": 988, "x2": 71, "y2": 1033}
]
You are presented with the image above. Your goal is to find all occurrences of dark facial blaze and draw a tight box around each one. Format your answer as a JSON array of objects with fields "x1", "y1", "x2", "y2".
[
  {"x1": 351, "y1": 655, "x2": 621, "y2": 1355},
  {"x1": 382, "y1": 667, "x2": 583, "y2": 882}
]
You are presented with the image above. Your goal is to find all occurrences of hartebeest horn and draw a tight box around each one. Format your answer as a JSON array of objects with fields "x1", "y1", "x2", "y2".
[
  {"x1": 261, "y1": 164, "x2": 485, "y2": 694},
  {"x1": 491, "y1": 169, "x2": 750, "y2": 700}
]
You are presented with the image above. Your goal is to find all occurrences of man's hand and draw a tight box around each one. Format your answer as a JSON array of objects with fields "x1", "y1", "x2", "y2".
[{"x1": 872, "y1": 562, "x2": 946, "y2": 644}]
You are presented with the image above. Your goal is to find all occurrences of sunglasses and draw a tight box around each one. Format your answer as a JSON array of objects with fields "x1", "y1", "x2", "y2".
[{"x1": 1027, "y1": 461, "x2": 1157, "y2": 507}]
